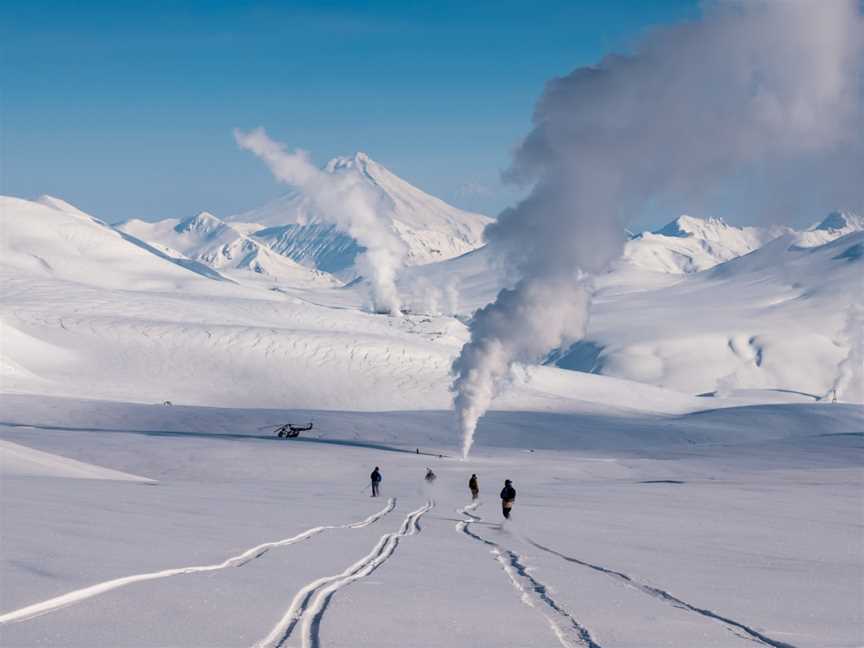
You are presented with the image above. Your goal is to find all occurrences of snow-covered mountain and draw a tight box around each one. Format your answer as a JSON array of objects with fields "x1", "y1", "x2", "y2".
[
  {"x1": 116, "y1": 211, "x2": 338, "y2": 288},
  {"x1": 794, "y1": 210, "x2": 864, "y2": 248},
  {"x1": 230, "y1": 152, "x2": 492, "y2": 273},
  {"x1": 621, "y1": 212, "x2": 863, "y2": 275},
  {"x1": 620, "y1": 215, "x2": 792, "y2": 274}
]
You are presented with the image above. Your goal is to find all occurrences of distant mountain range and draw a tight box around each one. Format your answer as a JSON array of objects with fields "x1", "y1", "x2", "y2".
[
  {"x1": 620, "y1": 211, "x2": 863, "y2": 274},
  {"x1": 106, "y1": 152, "x2": 862, "y2": 287},
  {"x1": 1, "y1": 188, "x2": 861, "y2": 403},
  {"x1": 115, "y1": 152, "x2": 491, "y2": 283}
]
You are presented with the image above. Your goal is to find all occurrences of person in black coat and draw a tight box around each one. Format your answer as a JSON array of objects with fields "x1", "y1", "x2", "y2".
[
  {"x1": 500, "y1": 479, "x2": 516, "y2": 518},
  {"x1": 370, "y1": 467, "x2": 382, "y2": 497},
  {"x1": 468, "y1": 474, "x2": 479, "y2": 500}
]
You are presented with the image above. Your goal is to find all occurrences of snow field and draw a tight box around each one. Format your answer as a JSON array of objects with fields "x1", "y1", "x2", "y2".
[{"x1": 1, "y1": 396, "x2": 861, "y2": 647}]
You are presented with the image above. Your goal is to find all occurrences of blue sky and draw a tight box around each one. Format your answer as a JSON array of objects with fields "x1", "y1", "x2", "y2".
[{"x1": 3, "y1": 1, "x2": 700, "y2": 224}]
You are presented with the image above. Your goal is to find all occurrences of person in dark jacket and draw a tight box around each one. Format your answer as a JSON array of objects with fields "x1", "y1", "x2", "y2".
[
  {"x1": 468, "y1": 474, "x2": 479, "y2": 500},
  {"x1": 500, "y1": 479, "x2": 516, "y2": 518},
  {"x1": 370, "y1": 467, "x2": 382, "y2": 497},
  {"x1": 425, "y1": 467, "x2": 436, "y2": 483}
]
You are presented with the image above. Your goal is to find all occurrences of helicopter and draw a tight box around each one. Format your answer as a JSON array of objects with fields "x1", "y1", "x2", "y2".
[{"x1": 274, "y1": 422, "x2": 314, "y2": 438}]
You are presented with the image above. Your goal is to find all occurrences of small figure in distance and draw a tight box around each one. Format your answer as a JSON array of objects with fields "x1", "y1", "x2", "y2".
[
  {"x1": 469, "y1": 474, "x2": 479, "y2": 500},
  {"x1": 500, "y1": 479, "x2": 516, "y2": 519},
  {"x1": 425, "y1": 467, "x2": 437, "y2": 483},
  {"x1": 370, "y1": 466, "x2": 382, "y2": 497}
]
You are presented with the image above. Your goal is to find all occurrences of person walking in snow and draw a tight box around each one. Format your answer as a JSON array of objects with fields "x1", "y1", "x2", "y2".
[
  {"x1": 425, "y1": 467, "x2": 436, "y2": 483},
  {"x1": 370, "y1": 467, "x2": 382, "y2": 497},
  {"x1": 469, "y1": 474, "x2": 479, "y2": 500},
  {"x1": 500, "y1": 479, "x2": 516, "y2": 519}
]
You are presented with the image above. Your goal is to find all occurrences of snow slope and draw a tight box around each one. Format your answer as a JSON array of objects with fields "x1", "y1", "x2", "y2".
[
  {"x1": 0, "y1": 196, "x2": 229, "y2": 291},
  {"x1": 577, "y1": 231, "x2": 864, "y2": 398},
  {"x1": 231, "y1": 152, "x2": 492, "y2": 273},
  {"x1": 0, "y1": 439, "x2": 155, "y2": 482}
]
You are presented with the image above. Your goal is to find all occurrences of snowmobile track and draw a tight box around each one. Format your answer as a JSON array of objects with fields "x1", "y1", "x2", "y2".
[
  {"x1": 527, "y1": 539, "x2": 799, "y2": 648},
  {"x1": 255, "y1": 498, "x2": 434, "y2": 648},
  {"x1": 456, "y1": 504, "x2": 602, "y2": 648},
  {"x1": 0, "y1": 499, "x2": 395, "y2": 626}
]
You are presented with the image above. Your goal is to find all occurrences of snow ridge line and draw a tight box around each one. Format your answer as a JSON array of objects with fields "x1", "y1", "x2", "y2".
[
  {"x1": 527, "y1": 539, "x2": 798, "y2": 648},
  {"x1": 254, "y1": 499, "x2": 434, "y2": 648},
  {"x1": 0, "y1": 499, "x2": 395, "y2": 626},
  {"x1": 456, "y1": 507, "x2": 602, "y2": 648}
]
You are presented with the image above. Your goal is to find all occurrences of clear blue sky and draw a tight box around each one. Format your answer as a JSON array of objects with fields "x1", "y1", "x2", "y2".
[{"x1": 2, "y1": 0, "x2": 699, "y2": 223}]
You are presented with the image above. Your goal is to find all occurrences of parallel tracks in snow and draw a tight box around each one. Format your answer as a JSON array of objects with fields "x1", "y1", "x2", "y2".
[
  {"x1": 255, "y1": 499, "x2": 434, "y2": 648},
  {"x1": 0, "y1": 499, "x2": 395, "y2": 625},
  {"x1": 526, "y1": 539, "x2": 799, "y2": 648},
  {"x1": 455, "y1": 503, "x2": 603, "y2": 648},
  {"x1": 455, "y1": 501, "x2": 798, "y2": 648}
]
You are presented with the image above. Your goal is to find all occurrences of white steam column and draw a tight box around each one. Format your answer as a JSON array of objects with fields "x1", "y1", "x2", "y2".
[
  {"x1": 451, "y1": 0, "x2": 864, "y2": 458},
  {"x1": 235, "y1": 128, "x2": 407, "y2": 315}
]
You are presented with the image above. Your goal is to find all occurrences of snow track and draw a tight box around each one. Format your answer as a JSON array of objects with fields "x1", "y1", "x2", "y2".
[
  {"x1": 527, "y1": 539, "x2": 799, "y2": 648},
  {"x1": 456, "y1": 505, "x2": 602, "y2": 648},
  {"x1": 255, "y1": 499, "x2": 434, "y2": 648},
  {"x1": 0, "y1": 499, "x2": 395, "y2": 625}
]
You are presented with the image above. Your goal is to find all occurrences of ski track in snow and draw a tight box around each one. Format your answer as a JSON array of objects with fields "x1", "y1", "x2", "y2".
[
  {"x1": 455, "y1": 503, "x2": 602, "y2": 648},
  {"x1": 526, "y1": 539, "x2": 799, "y2": 648},
  {"x1": 255, "y1": 499, "x2": 434, "y2": 648},
  {"x1": 0, "y1": 499, "x2": 395, "y2": 626}
]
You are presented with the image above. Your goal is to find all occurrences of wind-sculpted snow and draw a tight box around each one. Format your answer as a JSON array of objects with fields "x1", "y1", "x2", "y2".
[
  {"x1": 235, "y1": 129, "x2": 407, "y2": 315},
  {"x1": 452, "y1": 1, "x2": 864, "y2": 455}
]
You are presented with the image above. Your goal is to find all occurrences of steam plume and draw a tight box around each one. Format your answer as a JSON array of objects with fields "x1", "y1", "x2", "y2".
[
  {"x1": 452, "y1": 0, "x2": 864, "y2": 457},
  {"x1": 826, "y1": 304, "x2": 864, "y2": 402},
  {"x1": 235, "y1": 128, "x2": 406, "y2": 315}
]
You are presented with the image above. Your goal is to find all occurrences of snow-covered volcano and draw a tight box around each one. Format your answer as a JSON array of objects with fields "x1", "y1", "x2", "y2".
[{"x1": 231, "y1": 152, "x2": 492, "y2": 273}]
